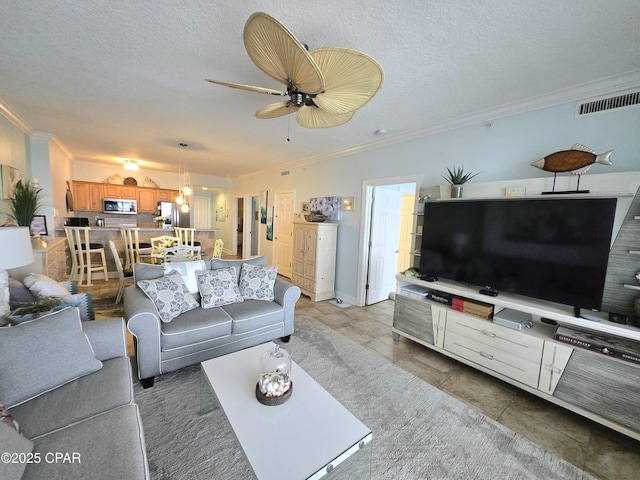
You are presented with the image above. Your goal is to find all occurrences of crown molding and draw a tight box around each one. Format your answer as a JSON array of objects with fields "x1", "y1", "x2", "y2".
[
  {"x1": 0, "y1": 98, "x2": 32, "y2": 134},
  {"x1": 236, "y1": 70, "x2": 640, "y2": 179}
]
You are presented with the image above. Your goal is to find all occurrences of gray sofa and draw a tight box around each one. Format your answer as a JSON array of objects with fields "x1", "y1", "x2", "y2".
[
  {"x1": 0, "y1": 307, "x2": 148, "y2": 480},
  {"x1": 124, "y1": 256, "x2": 301, "y2": 388}
]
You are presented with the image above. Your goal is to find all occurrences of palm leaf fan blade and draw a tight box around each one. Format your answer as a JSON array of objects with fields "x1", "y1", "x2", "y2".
[
  {"x1": 296, "y1": 107, "x2": 354, "y2": 129},
  {"x1": 205, "y1": 79, "x2": 285, "y2": 96},
  {"x1": 310, "y1": 47, "x2": 384, "y2": 115},
  {"x1": 243, "y1": 12, "x2": 324, "y2": 94},
  {"x1": 255, "y1": 102, "x2": 298, "y2": 119}
]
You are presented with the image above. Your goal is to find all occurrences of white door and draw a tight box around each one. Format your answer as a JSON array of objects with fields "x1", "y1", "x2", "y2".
[
  {"x1": 366, "y1": 187, "x2": 403, "y2": 304},
  {"x1": 273, "y1": 190, "x2": 295, "y2": 278},
  {"x1": 193, "y1": 196, "x2": 211, "y2": 229}
]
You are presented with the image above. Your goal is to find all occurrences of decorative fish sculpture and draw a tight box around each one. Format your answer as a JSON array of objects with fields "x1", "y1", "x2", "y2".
[{"x1": 531, "y1": 144, "x2": 613, "y2": 175}]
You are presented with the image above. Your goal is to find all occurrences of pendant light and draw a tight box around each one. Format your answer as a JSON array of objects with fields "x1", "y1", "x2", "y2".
[
  {"x1": 181, "y1": 143, "x2": 191, "y2": 196},
  {"x1": 176, "y1": 143, "x2": 190, "y2": 211}
]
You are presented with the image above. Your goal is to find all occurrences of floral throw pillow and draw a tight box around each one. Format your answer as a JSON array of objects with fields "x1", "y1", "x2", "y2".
[
  {"x1": 137, "y1": 271, "x2": 198, "y2": 323},
  {"x1": 239, "y1": 263, "x2": 278, "y2": 301},
  {"x1": 196, "y1": 267, "x2": 244, "y2": 308}
]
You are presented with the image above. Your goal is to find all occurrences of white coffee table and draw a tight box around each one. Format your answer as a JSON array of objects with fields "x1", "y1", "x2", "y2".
[{"x1": 201, "y1": 342, "x2": 372, "y2": 479}]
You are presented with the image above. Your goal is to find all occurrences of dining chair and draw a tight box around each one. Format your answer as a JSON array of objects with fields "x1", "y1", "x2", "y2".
[
  {"x1": 108, "y1": 240, "x2": 134, "y2": 304},
  {"x1": 211, "y1": 238, "x2": 224, "y2": 259},
  {"x1": 63, "y1": 226, "x2": 108, "y2": 286},
  {"x1": 163, "y1": 245, "x2": 202, "y2": 263},
  {"x1": 149, "y1": 236, "x2": 179, "y2": 263}
]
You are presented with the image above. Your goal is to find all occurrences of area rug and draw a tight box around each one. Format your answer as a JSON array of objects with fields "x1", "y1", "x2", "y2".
[{"x1": 134, "y1": 315, "x2": 595, "y2": 480}]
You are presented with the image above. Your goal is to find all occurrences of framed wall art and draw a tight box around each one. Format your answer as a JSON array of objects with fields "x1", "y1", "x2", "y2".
[
  {"x1": 30, "y1": 215, "x2": 48, "y2": 236},
  {"x1": 1, "y1": 165, "x2": 20, "y2": 199}
]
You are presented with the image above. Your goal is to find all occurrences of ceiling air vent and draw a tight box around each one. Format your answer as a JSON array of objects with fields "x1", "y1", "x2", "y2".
[{"x1": 575, "y1": 89, "x2": 640, "y2": 118}]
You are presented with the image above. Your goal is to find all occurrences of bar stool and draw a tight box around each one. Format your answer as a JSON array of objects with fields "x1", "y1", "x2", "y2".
[
  {"x1": 64, "y1": 226, "x2": 82, "y2": 282},
  {"x1": 175, "y1": 227, "x2": 201, "y2": 259},
  {"x1": 64, "y1": 226, "x2": 108, "y2": 286},
  {"x1": 108, "y1": 240, "x2": 134, "y2": 304},
  {"x1": 120, "y1": 227, "x2": 152, "y2": 268}
]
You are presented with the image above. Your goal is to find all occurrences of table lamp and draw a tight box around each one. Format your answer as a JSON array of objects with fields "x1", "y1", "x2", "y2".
[{"x1": 0, "y1": 227, "x2": 35, "y2": 318}]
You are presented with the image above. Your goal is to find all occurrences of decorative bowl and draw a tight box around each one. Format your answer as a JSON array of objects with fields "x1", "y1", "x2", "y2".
[
  {"x1": 255, "y1": 381, "x2": 293, "y2": 406},
  {"x1": 304, "y1": 214, "x2": 327, "y2": 222}
]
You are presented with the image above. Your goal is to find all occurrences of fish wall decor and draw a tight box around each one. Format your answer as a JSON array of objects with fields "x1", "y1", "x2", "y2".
[{"x1": 531, "y1": 143, "x2": 613, "y2": 175}]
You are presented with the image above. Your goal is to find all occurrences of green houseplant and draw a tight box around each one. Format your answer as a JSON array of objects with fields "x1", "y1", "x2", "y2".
[
  {"x1": 442, "y1": 166, "x2": 480, "y2": 198},
  {"x1": 7, "y1": 180, "x2": 43, "y2": 228}
]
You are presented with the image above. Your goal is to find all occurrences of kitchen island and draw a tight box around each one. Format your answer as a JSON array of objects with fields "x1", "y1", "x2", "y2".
[{"x1": 54, "y1": 227, "x2": 219, "y2": 279}]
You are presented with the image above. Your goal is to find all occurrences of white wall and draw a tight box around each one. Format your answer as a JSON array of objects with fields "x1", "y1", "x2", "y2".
[
  {"x1": 230, "y1": 99, "x2": 640, "y2": 300},
  {"x1": 71, "y1": 160, "x2": 231, "y2": 191},
  {"x1": 0, "y1": 113, "x2": 28, "y2": 223}
]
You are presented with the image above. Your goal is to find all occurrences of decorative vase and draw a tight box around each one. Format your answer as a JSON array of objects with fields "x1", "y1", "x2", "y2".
[
  {"x1": 256, "y1": 344, "x2": 292, "y2": 406},
  {"x1": 451, "y1": 185, "x2": 463, "y2": 198}
]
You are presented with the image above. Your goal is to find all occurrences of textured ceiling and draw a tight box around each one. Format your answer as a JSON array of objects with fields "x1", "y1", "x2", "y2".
[{"x1": 1, "y1": 0, "x2": 639, "y2": 178}]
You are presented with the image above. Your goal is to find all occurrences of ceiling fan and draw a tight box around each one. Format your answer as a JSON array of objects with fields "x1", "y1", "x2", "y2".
[{"x1": 206, "y1": 12, "x2": 384, "y2": 129}]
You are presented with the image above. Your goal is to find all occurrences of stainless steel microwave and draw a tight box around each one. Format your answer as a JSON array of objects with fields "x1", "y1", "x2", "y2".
[{"x1": 103, "y1": 198, "x2": 137, "y2": 215}]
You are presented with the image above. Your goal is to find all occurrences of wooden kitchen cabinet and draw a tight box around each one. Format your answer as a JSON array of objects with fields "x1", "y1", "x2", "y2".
[
  {"x1": 103, "y1": 184, "x2": 121, "y2": 198},
  {"x1": 72, "y1": 182, "x2": 90, "y2": 210},
  {"x1": 102, "y1": 184, "x2": 137, "y2": 199},
  {"x1": 137, "y1": 188, "x2": 157, "y2": 212},
  {"x1": 156, "y1": 189, "x2": 176, "y2": 202},
  {"x1": 73, "y1": 181, "x2": 102, "y2": 211},
  {"x1": 72, "y1": 181, "x2": 177, "y2": 212}
]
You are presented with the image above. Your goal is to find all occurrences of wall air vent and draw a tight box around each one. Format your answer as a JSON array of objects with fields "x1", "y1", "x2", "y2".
[{"x1": 575, "y1": 89, "x2": 640, "y2": 118}]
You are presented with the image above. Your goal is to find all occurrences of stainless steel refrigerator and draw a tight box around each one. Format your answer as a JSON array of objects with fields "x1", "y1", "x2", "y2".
[{"x1": 157, "y1": 202, "x2": 190, "y2": 228}]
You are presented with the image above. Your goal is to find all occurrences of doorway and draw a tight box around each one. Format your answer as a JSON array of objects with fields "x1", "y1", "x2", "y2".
[
  {"x1": 357, "y1": 175, "x2": 420, "y2": 306},
  {"x1": 235, "y1": 195, "x2": 260, "y2": 258},
  {"x1": 237, "y1": 197, "x2": 244, "y2": 257}
]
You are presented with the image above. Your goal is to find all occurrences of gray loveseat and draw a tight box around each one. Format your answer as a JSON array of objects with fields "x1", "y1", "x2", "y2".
[
  {"x1": 0, "y1": 307, "x2": 148, "y2": 480},
  {"x1": 124, "y1": 256, "x2": 301, "y2": 388}
]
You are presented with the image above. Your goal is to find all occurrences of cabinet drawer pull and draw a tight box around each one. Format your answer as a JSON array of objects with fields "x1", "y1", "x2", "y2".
[
  {"x1": 482, "y1": 330, "x2": 497, "y2": 338},
  {"x1": 479, "y1": 351, "x2": 494, "y2": 360}
]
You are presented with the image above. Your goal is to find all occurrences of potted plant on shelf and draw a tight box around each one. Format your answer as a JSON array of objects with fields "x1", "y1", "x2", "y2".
[
  {"x1": 7, "y1": 180, "x2": 43, "y2": 231},
  {"x1": 442, "y1": 166, "x2": 480, "y2": 198}
]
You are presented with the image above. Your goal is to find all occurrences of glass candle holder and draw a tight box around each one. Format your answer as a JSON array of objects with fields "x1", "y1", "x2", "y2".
[{"x1": 256, "y1": 344, "x2": 292, "y2": 405}]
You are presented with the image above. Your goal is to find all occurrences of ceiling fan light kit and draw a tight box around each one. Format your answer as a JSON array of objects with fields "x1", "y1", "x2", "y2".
[{"x1": 206, "y1": 12, "x2": 384, "y2": 129}]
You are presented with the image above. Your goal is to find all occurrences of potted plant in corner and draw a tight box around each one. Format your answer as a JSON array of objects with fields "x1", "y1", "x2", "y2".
[
  {"x1": 7, "y1": 179, "x2": 43, "y2": 232},
  {"x1": 442, "y1": 166, "x2": 480, "y2": 198}
]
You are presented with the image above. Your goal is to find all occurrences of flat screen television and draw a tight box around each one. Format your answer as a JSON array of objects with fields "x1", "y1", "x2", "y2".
[{"x1": 418, "y1": 197, "x2": 617, "y2": 313}]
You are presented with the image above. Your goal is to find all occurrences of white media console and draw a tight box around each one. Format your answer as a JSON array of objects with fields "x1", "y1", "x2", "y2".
[{"x1": 392, "y1": 273, "x2": 640, "y2": 440}]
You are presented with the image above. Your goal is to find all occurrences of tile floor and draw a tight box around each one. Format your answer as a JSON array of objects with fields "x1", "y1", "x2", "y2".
[{"x1": 85, "y1": 279, "x2": 639, "y2": 480}]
